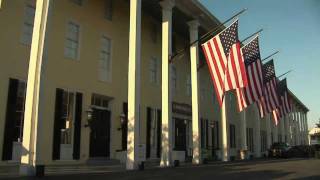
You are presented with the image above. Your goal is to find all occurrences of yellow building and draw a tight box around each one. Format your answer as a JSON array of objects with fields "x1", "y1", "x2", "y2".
[{"x1": 0, "y1": 0, "x2": 309, "y2": 176}]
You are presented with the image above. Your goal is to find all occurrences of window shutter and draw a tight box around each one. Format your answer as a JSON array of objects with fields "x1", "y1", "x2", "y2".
[
  {"x1": 146, "y1": 107, "x2": 152, "y2": 158},
  {"x1": 122, "y1": 102, "x2": 128, "y2": 151},
  {"x1": 156, "y1": 109, "x2": 162, "y2": 158},
  {"x1": 52, "y1": 88, "x2": 64, "y2": 160},
  {"x1": 2, "y1": 79, "x2": 19, "y2": 160},
  {"x1": 73, "y1": 92, "x2": 83, "y2": 160}
]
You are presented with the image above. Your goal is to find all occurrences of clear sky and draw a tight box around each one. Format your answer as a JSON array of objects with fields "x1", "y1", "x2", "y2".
[{"x1": 199, "y1": 0, "x2": 320, "y2": 129}]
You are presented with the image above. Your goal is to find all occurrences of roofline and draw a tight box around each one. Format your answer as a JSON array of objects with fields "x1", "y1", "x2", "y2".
[
  {"x1": 191, "y1": 0, "x2": 222, "y2": 27},
  {"x1": 288, "y1": 89, "x2": 309, "y2": 112}
]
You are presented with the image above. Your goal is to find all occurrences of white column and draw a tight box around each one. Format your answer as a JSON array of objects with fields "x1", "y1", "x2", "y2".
[
  {"x1": 221, "y1": 94, "x2": 228, "y2": 161},
  {"x1": 304, "y1": 113, "x2": 307, "y2": 145},
  {"x1": 300, "y1": 111, "x2": 304, "y2": 145},
  {"x1": 254, "y1": 108, "x2": 261, "y2": 158},
  {"x1": 285, "y1": 115, "x2": 290, "y2": 143},
  {"x1": 296, "y1": 110, "x2": 301, "y2": 145},
  {"x1": 187, "y1": 20, "x2": 202, "y2": 164},
  {"x1": 266, "y1": 114, "x2": 272, "y2": 149},
  {"x1": 289, "y1": 112, "x2": 294, "y2": 145},
  {"x1": 273, "y1": 119, "x2": 278, "y2": 143},
  {"x1": 160, "y1": 0, "x2": 175, "y2": 167},
  {"x1": 240, "y1": 110, "x2": 247, "y2": 159},
  {"x1": 126, "y1": 0, "x2": 141, "y2": 170},
  {"x1": 280, "y1": 117, "x2": 285, "y2": 142},
  {"x1": 20, "y1": 0, "x2": 50, "y2": 176},
  {"x1": 305, "y1": 113, "x2": 309, "y2": 144},
  {"x1": 0, "y1": 0, "x2": 2, "y2": 8}
]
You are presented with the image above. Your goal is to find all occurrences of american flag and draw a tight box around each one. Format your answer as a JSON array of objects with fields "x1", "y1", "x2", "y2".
[
  {"x1": 202, "y1": 20, "x2": 247, "y2": 106},
  {"x1": 258, "y1": 60, "x2": 280, "y2": 122},
  {"x1": 278, "y1": 79, "x2": 292, "y2": 115},
  {"x1": 236, "y1": 36, "x2": 264, "y2": 111}
]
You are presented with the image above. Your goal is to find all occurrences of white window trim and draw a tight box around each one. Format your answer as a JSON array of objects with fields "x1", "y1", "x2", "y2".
[
  {"x1": 171, "y1": 65, "x2": 177, "y2": 93},
  {"x1": 70, "y1": 0, "x2": 84, "y2": 6},
  {"x1": 186, "y1": 74, "x2": 191, "y2": 97},
  {"x1": 149, "y1": 56, "x2": 159, "y2": 85},
  {"x1": 20, "y1": 3, "x2": 36, "y2": 46},
  {"x1": 104, "y1": 0, "x2": 113, "y2": 21},
  {"x1": 99, "y1": 34, "x2": 113, "y2": 83},
  {"x1": 64, "y1": 19, "x2": 82, "y2": 61}
]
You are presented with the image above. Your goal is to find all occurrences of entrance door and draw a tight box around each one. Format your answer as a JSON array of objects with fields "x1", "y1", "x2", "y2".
[
  {"x1": 89, "y1": 108, "x2": 111, "y2": 158},
  {"x1": 174, "y1": 118, "x2": 187, "y2": 151}
]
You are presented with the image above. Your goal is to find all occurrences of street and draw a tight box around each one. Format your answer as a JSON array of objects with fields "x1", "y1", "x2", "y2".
[{"x1": 2, "y1": 158, "x2": 320, "y2": 180}]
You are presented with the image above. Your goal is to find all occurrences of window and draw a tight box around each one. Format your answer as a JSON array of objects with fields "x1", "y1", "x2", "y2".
[
  {"x1": 201, "y1": 119, "x2": 209, "y2": 149},
  {"x1": 65, "y1": 21, "x2": 80, "y2": 60},
  {"x1": 212, "y1": 121, "x2": 219, "y2": 149},
  {"x1": 246, "y1": 128, "x2": 254, "y2": 152},
  {"x1": 172, "y1": 35, "x2": 177, "y2": 54},
  {"x1": 186, "y1": 74, "x2": 191, "y2": 96},
  {"x1": 171, "y1": 66, "x2": 177, "y2": 93},
  {"x1": 278, "y1": 134, "x2": 282, "y2": 143},
  {"x1": 70, "y1": 0, "x2": 83, "y2": 6},
  {"x1": 99, "y1": 36, "x2": 112, "y2": 82},
  {"x1": 105, "y1": 0, "x2": 113, "y2": 20},
  {"x1": 261, "y1": 130, "x2": 267, "y2": 152},
  {"x1": 149, "y1": 57, "x2": 158, "y2": 84},
  {"x1": 200, "y1": 87, "x2": 206, "y2": 100},
  {"x1": 14, "y1": 80, "x2": 27, "y2": 142},
  {"x1": 21, "y1": 5, "x2": 35, "y2": 45},
  {"x1": 61, "y1": 91, "x2": 75, "y2": 145},
  {"x1": 150, "y1": 23, "x2": 158, "y2": 43},
  {"x1": 229, "y1": 124, "x2": 236, "y2": 148},
  {"x1": 91, "y1": 94, "x2": 110, "y2": 108}
]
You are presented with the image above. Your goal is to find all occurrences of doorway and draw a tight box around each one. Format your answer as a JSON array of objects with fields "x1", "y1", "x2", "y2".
[
  {"x1": 89, "y1": 108, "x2": 111, "y2": 158},
  {"x1": 174, "y1": 118, "x2": 187, "y2": 152}
]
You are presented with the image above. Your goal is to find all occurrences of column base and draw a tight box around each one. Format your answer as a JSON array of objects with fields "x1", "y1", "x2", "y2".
[
  {"x1": 239, "y1": 150, "x2": 248, "y2": 160},
  {"x1": 19, "y1": 164, "x2": 45, "y2": 177}
]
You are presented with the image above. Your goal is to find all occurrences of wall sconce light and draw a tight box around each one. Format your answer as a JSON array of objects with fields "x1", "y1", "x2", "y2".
[
  {"x1": 210, "y1": 121, "x2": 215, "y2": 128},
  {"x1": 84, "y1": 107, "x2": 93, "y2": 128},
  {"x1": 117, "y1": 112, "x2": 126, "y2": 131}
]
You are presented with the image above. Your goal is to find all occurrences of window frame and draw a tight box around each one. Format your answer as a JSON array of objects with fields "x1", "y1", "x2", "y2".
[
  {"x1": 99, "y1": 35, "x2": 113, "y2": 82},
  {"x1": 60, "y1": 90, "x2": 76, "y2": 145},
  {"x1": 70, "y1": 0, "x2": 83, "y2": 6},
  {"x1": 104, "y1": 0, "x2": 113, "y2": 21},
  {"x1": 64, "y1": 20, "x2": 81, "y2": 60},
  {"x1": 21, "y1": 3, "x2": 36, "y2": 45},
  {"x1": 229, "y1": 124, "x2": 236, "y2": 148},
  {"x1": 149, "y1": 56, "x2": 159, "y2": 85}
]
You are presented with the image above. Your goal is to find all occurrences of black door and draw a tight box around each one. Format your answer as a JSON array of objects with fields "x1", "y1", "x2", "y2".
[
  {"x1": 174, "y1": 118, "x2": 187, "y2": 151},
  {"x1": 89, "y1": 108, "x2": 111, "y2": 158}
]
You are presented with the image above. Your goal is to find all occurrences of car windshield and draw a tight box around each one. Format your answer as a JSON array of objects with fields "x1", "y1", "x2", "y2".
[{"x1": 272, "y1": 143, "x2": 290, "y2": 149}]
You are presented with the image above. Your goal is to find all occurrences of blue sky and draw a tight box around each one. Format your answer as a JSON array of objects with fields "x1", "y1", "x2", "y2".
[{"x1": 199, "y1": 0, "x2": 320, "y2": 129}]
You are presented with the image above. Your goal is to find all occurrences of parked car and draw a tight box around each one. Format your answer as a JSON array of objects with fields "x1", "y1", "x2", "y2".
[{"x1": 268, "y1": 142, "x2": 291, "y2": 158}]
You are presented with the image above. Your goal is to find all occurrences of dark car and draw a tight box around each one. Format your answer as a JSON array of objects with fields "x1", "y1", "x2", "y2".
[
  {"x1": 268, "y1": 142, "x2": 291, "y2": 158},
  {"x1": 287, "y1": 145, "x2": 313, "y2": 158}
]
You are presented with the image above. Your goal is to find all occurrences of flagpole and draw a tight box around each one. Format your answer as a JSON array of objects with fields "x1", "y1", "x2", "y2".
[
  {"x1": 262, "y1": 51, "x2": 280, "y2": 62},
  {"x1": 170, "y1": 8, "x2": 247, "y2": 63},
  {"x1": 240, "y1": 29, "x2": 263, "y2": 44},
  {"x1": 277, "y1": 70, "x2": 293, "y2": 79}
]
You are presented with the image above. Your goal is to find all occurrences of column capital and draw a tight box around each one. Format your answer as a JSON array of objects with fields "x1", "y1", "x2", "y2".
[
  {"x1": 187, "y1": 20, "x2": 200, "y2": 31},
  {"x1": 160, "y1": 0, "x2": 175, "y2": 11}
]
